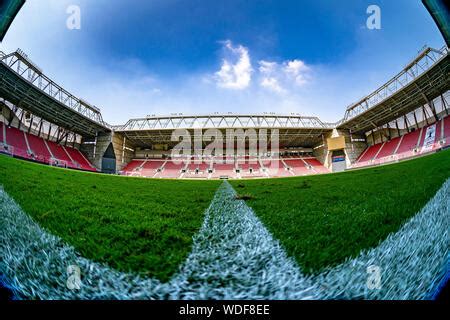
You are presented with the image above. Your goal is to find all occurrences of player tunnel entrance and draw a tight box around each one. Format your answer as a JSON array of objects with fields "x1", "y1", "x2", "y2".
[{"x1": 101, "y1": 142, "x2": 116, "y2": 174}]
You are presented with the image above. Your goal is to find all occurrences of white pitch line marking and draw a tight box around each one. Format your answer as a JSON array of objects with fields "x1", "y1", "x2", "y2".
[{"x1": 0, "y1": 179, "x2": 448, "y2": 299}]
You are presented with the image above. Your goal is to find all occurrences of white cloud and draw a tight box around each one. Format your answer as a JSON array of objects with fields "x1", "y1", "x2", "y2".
[
  {"x1": 284, "y1": 59, "x2": 310, "y2": 86},
  {"x1": 258, "y1": 60, "x2": 277, "y2": 74},
  {"x1": 258, "y1": 59, "x2": 311, "y2": 94},
  {"x1": 260, "y1": 77, "x2": 285, "y2": 94},
  {"x1": 259, "y1": 61, "x2": 286, "y2": 94},
  {"x1": 214, "y1": 40, "x2": 252, "y2": 90}
]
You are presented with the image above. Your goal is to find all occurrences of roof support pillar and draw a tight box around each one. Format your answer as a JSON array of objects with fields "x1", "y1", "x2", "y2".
[
  {"x1": 378, "y1": 129, "x2": 383, "y2": 143},
  {"x1": 56, "y1": 127, "x2": 61, "y2": 143},
  {"x1": 47, "y1": 123, "x2": 52, "y2": 141},
  {"x1": 422, "y1": 106, "x2": 430, "y2": 126},
  {"x1": 18, "y1": 109, "x2": 24, "y2": 130},
  {"x1": 428, "y1": 99, "x2": 439, "y2": 122},
  {"x1": 403, "y1": 115, "x2": 410, "y2": 133},
  {"x1": 395, "y1": 120, "x2": 401, "y2": 138},
  {"x1": 442, "y1": 94, "x2": 449, "y2": 115},
  {"x1": 93, "y1": 132, "x2": 98, "y2": 159},
  {"x1": 413, "y1": 111, "x2": 419, "y2": 130},
  {"x1": 27, "y1": 115, "x2": 34, "y2": 134},
  {"x1": 37, "y1": 119, "x2": 43, "y2": 138},
  {"x1": 122, "y1": 136, "x2": 126, "y2": 164}
]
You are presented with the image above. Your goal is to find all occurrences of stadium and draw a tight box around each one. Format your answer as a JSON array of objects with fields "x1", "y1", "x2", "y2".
[{"x1": 0, "y1": 0, "x2": 449, "y2": 303}]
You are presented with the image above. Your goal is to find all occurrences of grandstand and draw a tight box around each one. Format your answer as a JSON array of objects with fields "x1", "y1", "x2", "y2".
[
  {"x1": 352, "y1": 115, "x2": 450, "y2": 168},
  {"x1": 120, "y1": 155, "x2": 330, "y2": 179},
  {"x1": 0, "y1": 0, "x2": 449, "y2": 181},
  {"x1": 0, "y1": 0, "x2": 449, "y2": 302},
  {"x1": 1, "y1": 44, "x2": 448, "y2": 180}
]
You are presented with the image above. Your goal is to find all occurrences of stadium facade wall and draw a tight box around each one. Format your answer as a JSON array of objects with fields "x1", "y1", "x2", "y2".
[
  {"x1": 111, "y1": 132, "x2": 134, "y2": 172},
  {"x1": 341, "y1": 131, "x2": 367, "y2": 165},
  {"x1": 312, "y1": 144, "x2": 327, "y2": 167},
  {"x1": 313, "y1": 129, "x2": 367, "y2": 170},
  {"x1": 80, "y1": 132, "x2": 112, "y2": 172},
  {"x1": 81, "y1": 131, "x2": 134, "y2": 173}
]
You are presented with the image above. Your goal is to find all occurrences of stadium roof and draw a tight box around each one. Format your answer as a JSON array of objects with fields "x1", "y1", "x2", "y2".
[
  {"x1": 0, "y1": 45, "x2": 447, "y2": 143},
  {"x1": 0, "y1": 49, "x2": 110, "y2": 137},
  {"x1": 114, "y1": 114, "x2": 334, "y2": 131},
  {"x1": 113, "y1": 114, "x2": 334, "y2": 148},
  {"x1": 338, "y1": 46, "x2": 449, "y2": 133}
]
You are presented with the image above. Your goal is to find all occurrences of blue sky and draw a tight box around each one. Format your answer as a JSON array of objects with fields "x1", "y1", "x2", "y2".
[{"x1": 0, "y1": 0, "x2": 445, "y2": 124}]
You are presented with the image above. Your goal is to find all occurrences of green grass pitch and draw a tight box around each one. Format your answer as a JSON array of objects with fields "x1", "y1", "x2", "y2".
[
  {"x1": 0, "y1": 149, "x2": 449, "y2": 281},
  {"x1": 0, "y1": 155, "x2": 220, "y2": 281},
  {"x1": 230, "y1": 149, "x2": 450, "y2": 274}
]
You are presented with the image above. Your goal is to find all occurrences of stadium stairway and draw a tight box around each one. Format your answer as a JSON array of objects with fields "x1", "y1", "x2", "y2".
[
  {"x1": 184, "y1": 161, "x2": 211, "y2": 179},
  {"x1": 25, "y1": 132, "x2": 52, "y2": 164},
  {"x1": 121, "y1": 159, "x2": 145, "y2": 176},
  {"x1": 303, "y1": 158, "x2": 330, "y2": 174},
  {"x1": 64, "y1": 146, "x2": 97, "y2": 172},
  {"x1": 262, "y1": 159, "x2": 292, "y2": 177},
  {"x1": 395, "y1": 129, "x2": 421, "y2": 160},
  {"x1": 46, "y1": 140, "x2": 74, "y2": 167},
  {"x1": 375, "y1": 136, "x2": 402, "y2": 160},
  {"x1": 282, "y1": 158, "x2": 310, "y2": 176}
]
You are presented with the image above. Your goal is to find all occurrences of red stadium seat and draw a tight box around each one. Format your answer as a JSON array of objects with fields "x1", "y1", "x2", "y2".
[
  {"x1": 443, "y1": 116, "x2": 450, "y2": 147},
  {"x1": 395, "y1": 129, "x2": 421, "y2": 158},
  {"x1": 4, "y1": 126, "x2": 31, "y2": 159},
  {"x1": 262, "y1": 159, "x2": 291, "y2": 177},
  {"x1": 211, "y1": 162, "x2": 236, "y2": 178},
  {"x1": 122, "y1": 160, "x2": 145, "y2": 173},
  {"x1": 64, "y1": 146, "x2": 97, "y2": 171},
  {"x1": 158, "y1": 160, "x2": 185, "y2": 178},
  {"x1": 25, "y1": 132, "x2": 52, "y2": 164},
  {"x1": 303, "y1": 158, "x2": 329, "y2": 174},
  {"x1": 184, "y1": 160, "x2": 211, "y2": 178},
  {"x1": 237, "y1": 158, "x2": 261, "y2": 176},
  {"x1": 46, "y1": 140, "x2": 76, "y2": 168},
  {"x1": 283, "y1": 158, "x2": 310, "y2": 176},
  {"x1": 141, "y1": 160, "x2": 165, "y2": 177},
  {"x1": 357, "y1": 143, "x2": 383, "y2": 163},
  {"x1": 1, "y1": 122, "x2": 96, "y2": 170},
  {"x1": 375, "y1": 136, "x2": 402, "y2": 159}
]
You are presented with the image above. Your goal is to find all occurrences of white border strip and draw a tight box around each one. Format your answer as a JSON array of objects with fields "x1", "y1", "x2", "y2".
[{"x1": 0, "y1": 179, "x2": 448, "y2": 299}]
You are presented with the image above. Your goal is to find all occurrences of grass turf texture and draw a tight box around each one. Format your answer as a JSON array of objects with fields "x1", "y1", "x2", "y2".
[
  {"x1": 230, "y1": 149, "x2": 450, "y2": 274},
  {"x1": 0, "y1": 155, "x2": 220, "y2": 281}
]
